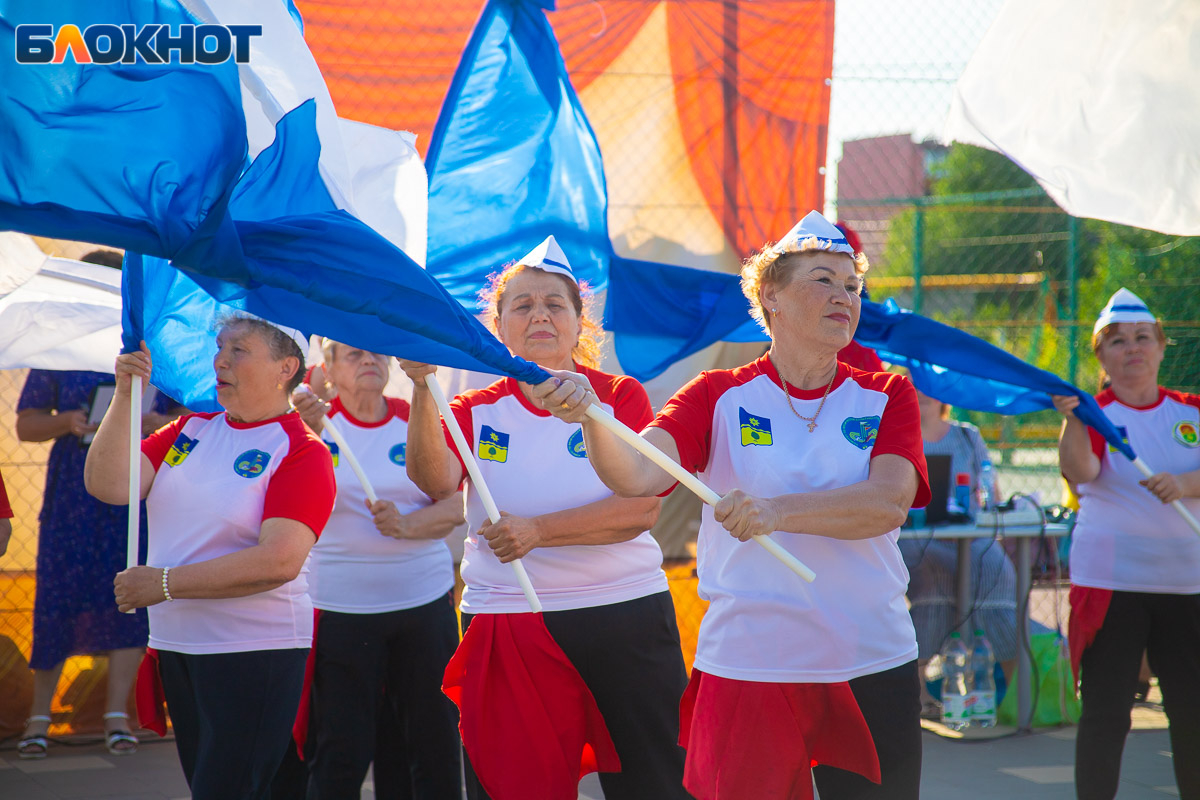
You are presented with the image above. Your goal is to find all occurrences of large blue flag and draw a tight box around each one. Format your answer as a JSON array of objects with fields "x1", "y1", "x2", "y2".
[
  {"x1": 603, "y1": 257, "x2": 1135, "y2": 459},
  {"x1": 426, "y1": 0, "x2": 610, "y2": 305},
  {"x1": 1, "y1": 1, "x2": 549, "y2": 411}
]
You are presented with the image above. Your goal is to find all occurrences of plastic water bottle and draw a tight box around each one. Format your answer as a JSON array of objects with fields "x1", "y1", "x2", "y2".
[
  {"x1": 952, "y1": 472, "x2": 971, "y2": 515},
  {"x1": 978, "y1": 460, "x2": 996, "y2": 511},
  {"x1": 940, "y1": 632, "x2": 971, "y2": 731},
  {"x1": 968, "y1": 629, "x2": 997, "y2": 728}
]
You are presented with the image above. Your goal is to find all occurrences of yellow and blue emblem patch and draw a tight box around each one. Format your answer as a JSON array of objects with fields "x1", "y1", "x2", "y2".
[
  {"x1": 233, "y1": 449, "x2": 271, "y2": 478},
  {"x1": 164, "y1": 432, "x2": 198, "y2": 467},
  {"x1": 323, "y1": 440, "x2": 339, "y2": 467},
  {"x1": 841, "y1": 416, "x2": 880, "y2": 450},
  {"x1": 567, "y1": 428, "x2": 587, "y2": 458},
  {"x1": 389, "y1": 443, "x2": 406, "y2": 465},
  {"x1": 739, "y1": 407, "x2": 773, "y2": 447},
  {"x1": 478, "y1": 425, "x2": 509, "y2": 463}
]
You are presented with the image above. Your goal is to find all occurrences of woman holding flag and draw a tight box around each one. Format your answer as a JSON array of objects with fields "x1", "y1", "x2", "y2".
[
  {"x1": 400, "y1": 236, "x2": 690, "y2": 800},
  {"x1": 290, "y1": 339, "x2": 464, "y2": 799},
  {"x1": 1052, "y1": 289, "x2": 1200, "y2": 800},
  {"x1": 536, "y1": 211, "x2": 930, "y2": 800},
  {"x1": 83, "y1": 316, "x2": 336, "y2": 800}
]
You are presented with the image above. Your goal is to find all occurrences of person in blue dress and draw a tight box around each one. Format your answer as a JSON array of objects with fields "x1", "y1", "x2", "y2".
[{"x1": 15, "y1": 367, "x2": 180, "y2": 758}]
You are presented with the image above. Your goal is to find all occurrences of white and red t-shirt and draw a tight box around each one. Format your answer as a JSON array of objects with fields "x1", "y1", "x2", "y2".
[
  {"x1": 1073, "y1": 387, "x2": 1200, "y2": 593},
  {"x1": 141, "y1": 411, "x2": 336, "y2": 654},
  {"x1": 308, "y1": 397, "x2": 454, "y2": 613},
  {"x1": 648, "y1": 356, "x2": 930, "y2": 683},
  {"x1": 446, "y1": 365, "x2": 668, "y2": 614}
]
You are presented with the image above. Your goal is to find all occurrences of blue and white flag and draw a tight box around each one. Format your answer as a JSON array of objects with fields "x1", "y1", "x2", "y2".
[
  {"x1": 426, "y1": 0, "x2": 610, "y2": 306},
  {"x1": 603, "y1": 257, "x2": 1134, "y2": 459},
  {"x1": 0, "y1": 0, "x2": 548, "y2": 411}
]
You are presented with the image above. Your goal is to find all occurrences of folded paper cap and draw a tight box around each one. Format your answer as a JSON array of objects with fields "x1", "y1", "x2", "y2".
[
  {"x1": 517, "y1": 235, "x2": 577, "y2": 284},
  {"x1": 224, "y1": 312, "x2": 311, "y2": 365},
  {"x1": 1094, "y1": 288, "x2": 1156, "y2": 335},
  {"x1": 772, "y1": 211, "x2": 856, "y2": 256}
]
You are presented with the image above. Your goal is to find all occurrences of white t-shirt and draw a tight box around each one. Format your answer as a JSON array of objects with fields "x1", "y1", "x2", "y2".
[
  {"x1": 446, "y1": 366, "x2": 669, "y2": 613},
  {"x1": 1073, "y1": 387, "x2": 1200, "y2": 593},
  {"x1": 307, "y1": 397, "x2": 454, "y2": 613},
  {"x1": 142, "y1": 411, "x2": 336, "y2": 654},
  {"x1": 649, "y1": 357, "x2": 930, "y2": 683}
]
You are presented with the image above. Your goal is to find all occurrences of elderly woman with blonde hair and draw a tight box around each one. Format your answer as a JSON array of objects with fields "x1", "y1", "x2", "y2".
[{"x1": 536, "y1": 212, "x2": 930, "y2": 800}]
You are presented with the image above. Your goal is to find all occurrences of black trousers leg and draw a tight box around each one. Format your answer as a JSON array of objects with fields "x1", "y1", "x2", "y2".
[
  {"x1": 382, "y1": 593, "x2": 462, "y2": 800},
  {"x1": 161, "y1": 649, "x2": 308, "y2": 800},
  {"x1": 1075, "y1": 591, "x2": 1148, "y2": 800},
  {"x1": 1146, "y1": 593, "x2": 1200, "y2": 800},
  {"x1": 812, "y1": 661, "x2": 922, "y2": 800}
]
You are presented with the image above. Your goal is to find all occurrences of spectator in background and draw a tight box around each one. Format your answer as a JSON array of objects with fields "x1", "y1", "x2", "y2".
[
  {"x1": 15, "y1": 249, "x2": 181, "y2": 759},
  {"x1": 899, "y1": 390, "x2": 1018, "y2": 718},
  {"x1": 0, "y1": 470, "x2": 12, "y2": 557}
]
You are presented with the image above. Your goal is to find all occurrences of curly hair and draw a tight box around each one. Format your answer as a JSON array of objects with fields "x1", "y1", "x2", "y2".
[
  {"x1": 478, "y1": 262, "x2": 605, "y2": 369},
  {"x1": 740, "y1": 237, "x2": 870, "y2": 334}
]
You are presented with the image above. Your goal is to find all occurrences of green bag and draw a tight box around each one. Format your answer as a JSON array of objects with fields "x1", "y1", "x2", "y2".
[{"x1": 997, "y1": 632, "x2": 1081, "y2": 727}]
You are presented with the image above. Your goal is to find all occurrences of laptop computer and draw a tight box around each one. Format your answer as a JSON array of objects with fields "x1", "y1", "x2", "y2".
[{"x1": 916, "y1": 453, "x2": 957, "y2": 525}]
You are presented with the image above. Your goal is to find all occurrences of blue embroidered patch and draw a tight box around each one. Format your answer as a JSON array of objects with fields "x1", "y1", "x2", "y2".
[
  {"x1": 567, "y1": 428, "x2": 587, "y2": 458},
  {"x1": 389, "y1": 443, "x2": 407, "y2": 465},
  {"x1": 841, "y1": 416, "x2": 880, "y2": 450},
  {"x1": 233, "y1": 449, "x2": 271, "y2": 478}
]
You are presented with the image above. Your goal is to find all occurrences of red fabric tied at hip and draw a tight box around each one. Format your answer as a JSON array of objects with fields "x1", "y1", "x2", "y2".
[
  {"x1": 291, "y1": 608, "x2": 322, "y2": 760},
  {"x1": 679, "y1": 669, "x2": 880, "y2": 800},
  {"x1": 135, "y1": 648, "x2": 168, "y2": 736},
  {"x1": 443, "y1": 612, "x2": 620, "y2": 800},
  {"x1": 1068, "y1": 584, "x2": 1113, "y2": 684}
]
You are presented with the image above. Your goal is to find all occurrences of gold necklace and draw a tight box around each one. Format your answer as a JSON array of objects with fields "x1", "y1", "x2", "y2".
[{"x1": 771, "y1": 357, "x2": 837, "y2": 433}]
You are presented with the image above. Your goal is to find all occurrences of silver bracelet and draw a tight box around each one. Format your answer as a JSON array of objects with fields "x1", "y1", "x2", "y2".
[{"x1": 161, "y1": 566, "x2": 174, "y2": 602}]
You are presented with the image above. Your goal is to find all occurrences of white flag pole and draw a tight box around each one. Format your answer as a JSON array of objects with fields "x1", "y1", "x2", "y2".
[
  {"x1": 582, "y1": 405, "x2": 816, "y2": 583},
  {"x1": 424, "y1": 374, "x2": 542, "y2": 612},
  {"x1": 124, "y1": 378, "x2": 142, "y2": 613},
  {"x1": 1131, "y1": 457, "x2": 1200, "y2": 537},
  {"x1": 321, "y1": 415, "x2": 378, "y2": 504}
]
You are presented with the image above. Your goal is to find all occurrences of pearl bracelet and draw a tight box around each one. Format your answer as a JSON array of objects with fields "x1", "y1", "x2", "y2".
[{"x1": 161, "y1": 566, "x2": 174, "y2": 602}]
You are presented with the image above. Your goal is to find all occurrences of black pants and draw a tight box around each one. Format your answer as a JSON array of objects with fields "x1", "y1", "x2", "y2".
[
  {"x1": 1076, "y1": 590, "x2": 1200, "y2": 800},
  {"x1": 462, "y1": 591, "x2": 691, "y2": 800},
  {"x1": 306, "y1": 595, "x2": 462, "y2": 800},
  {"x1": 812, "y1": 660, "x2": 923, "y2": 800},
  {"x1": 159, "y1": 648, "x2": 309, "y2": 800}
]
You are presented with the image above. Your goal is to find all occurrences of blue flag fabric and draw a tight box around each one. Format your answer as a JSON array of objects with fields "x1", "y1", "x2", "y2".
[
  {"x1": 0, "y1": 3, "x2": 549, "y2": 410},
  {"x1": 426, "y1": 0, "x2": 610, "y2": 306},
  {"x1": 603, "y1": 258, "x2": 1135, "y2": 460}
]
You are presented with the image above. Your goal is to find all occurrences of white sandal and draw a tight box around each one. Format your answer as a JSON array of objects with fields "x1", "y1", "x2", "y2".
[
  {"x1": 18, "y1": 715, "x2": 51, "y2": 759},
  {"x1": 103, "y1": 712, "x2": 138, "y2": 756}
]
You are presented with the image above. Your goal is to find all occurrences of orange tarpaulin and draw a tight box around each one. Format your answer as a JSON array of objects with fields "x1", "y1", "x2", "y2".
[{"x1": 297, "y1": 0, "x2": 834, "y2": 256}]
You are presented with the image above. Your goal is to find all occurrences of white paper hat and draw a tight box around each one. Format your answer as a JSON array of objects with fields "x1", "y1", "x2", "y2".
[
  {"x1": 517, "y1": 235, "x2": 577, "y2": 284},
  {"x1": 771, "y1": 210, "x2": 856, "y2": 256},
  {"x1": 1093, "y1": 288, "x2": 1157, "y2": 335},
  {"x1": 223, "y1": 312, "x2": 311, "y2": 366}
]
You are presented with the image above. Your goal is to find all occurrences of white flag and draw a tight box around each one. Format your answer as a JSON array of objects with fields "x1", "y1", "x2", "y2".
[
  {"x1": 944, "y1": 0, "x2": 1200, "y2": 235},
  {"x1": 0, "y1": 235, "x2": 122, "y2": 372}
]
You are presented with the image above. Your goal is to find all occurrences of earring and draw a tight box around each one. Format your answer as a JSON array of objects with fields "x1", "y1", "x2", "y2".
[
  {"x1": 771, "y1": 308, "x2": 779, "y2": 316},
  {"x1": 276, "y1": 382, "x2": 283, "y2": 390}
]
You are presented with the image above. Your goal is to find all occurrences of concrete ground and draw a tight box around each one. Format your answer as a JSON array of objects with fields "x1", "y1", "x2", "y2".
[{"x1": 0, "y1": 697, "x2": 1179, "y2": 799}]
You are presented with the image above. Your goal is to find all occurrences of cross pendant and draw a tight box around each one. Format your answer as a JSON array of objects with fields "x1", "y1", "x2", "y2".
[{"x1": 806, "y1": 421, "x2": 817, "y2": 433}]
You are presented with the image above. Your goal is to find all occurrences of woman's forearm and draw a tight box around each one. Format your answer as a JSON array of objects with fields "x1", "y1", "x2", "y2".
[
  {"x1": 530, "y1": 494, "x2": 661, "y2": 547},
  {"x1": 16, "y1": 409, "x2": 74, "y2": 442},
  {"x1": 398, "y1": 493, "x2": 465, "y2": 540},
  {"x1": 772, "y1": 454, "x2": 915, "y2": 540},
  {"x1": 163, "y1": 538, "x2": 310, "y2": 599},
  {"x1": 84, "y1": 392, "x2": 135, "y2": 504},
  {"x1": 580, "y1": 421, "x2": 678, "y2": 498},
  {"x1": 405, "y1": 385, "x2": 464, "y2": 500},
  {"x1": 1059, "y1": 416, "x2": 1100, "y2": 484}
]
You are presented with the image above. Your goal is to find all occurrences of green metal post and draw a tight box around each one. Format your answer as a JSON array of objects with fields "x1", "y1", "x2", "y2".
[
  {"x1": 913, "y1": 205, "x2": 925, "y2": 314},
  {"x1": 1067, "y1": 216, "x2": 1080, "y2": 384}
]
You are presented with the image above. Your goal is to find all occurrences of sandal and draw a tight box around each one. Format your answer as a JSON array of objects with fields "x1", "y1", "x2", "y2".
[
  {"x1": 103, "y1": 712, "x2": 138, "y2": 756},
  {"x1": 18, "y1": 715, "x2": 51, "y2": 759}
]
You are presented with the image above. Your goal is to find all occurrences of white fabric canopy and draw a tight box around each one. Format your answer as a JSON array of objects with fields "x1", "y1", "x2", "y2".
[{"x1": 944, "y1": 0, "x2": 1200, "y2": 235}]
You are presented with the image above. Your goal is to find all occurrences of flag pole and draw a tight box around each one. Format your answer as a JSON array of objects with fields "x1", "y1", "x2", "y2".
[
  {"x1": 124, "y1": 378, "x2": 142, "y2": 613},
  {"x1": 1131, "y1": 457, "x2": 1200, "y2": 536},
  {"x1": 320, "y1": 416, "x2": 378, "y2": 503},
  {"x1": 424, "y1": 375, "x2": 542, "y2": 612},
  {"x1": 581, "y1": 405, "x2": 816, "y2": 583}
]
